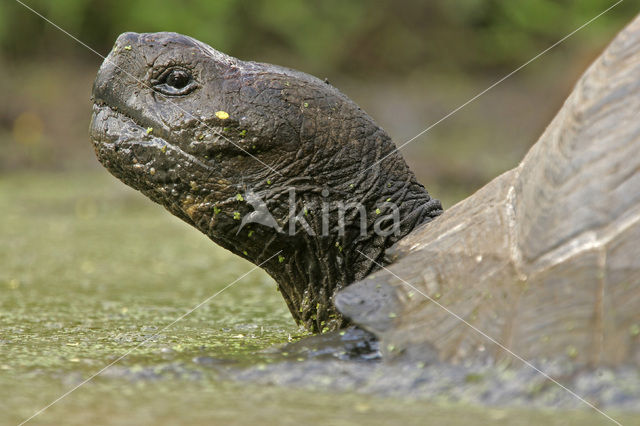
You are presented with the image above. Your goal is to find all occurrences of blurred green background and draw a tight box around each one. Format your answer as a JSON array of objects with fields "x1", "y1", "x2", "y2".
[
  {"x1": 1, "y1": 0, "x2": 637, "y2": 205},
  {"x1": 1, "y1": 2, "x2": 639, "y2": 425}
]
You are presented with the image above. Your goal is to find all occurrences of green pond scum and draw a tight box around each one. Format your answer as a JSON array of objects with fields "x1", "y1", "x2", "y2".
[{"x1": 1, "y1": 172, "x2": 637, "y2": 425}]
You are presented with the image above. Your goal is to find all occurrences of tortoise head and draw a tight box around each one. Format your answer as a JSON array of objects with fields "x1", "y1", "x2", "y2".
[{"x1": 90, "y1": 32, "x2": 441, "y2": 331}]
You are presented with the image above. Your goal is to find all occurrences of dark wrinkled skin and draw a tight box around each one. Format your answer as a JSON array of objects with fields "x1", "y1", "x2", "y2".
[{"x1": 90, "y1": 32, "x2": 441, "y2": 332}]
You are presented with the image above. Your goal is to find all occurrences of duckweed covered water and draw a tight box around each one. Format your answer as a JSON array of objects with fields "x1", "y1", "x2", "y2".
[{"x1": 1, "y1": 172, "x2": 636, "y2": 425}]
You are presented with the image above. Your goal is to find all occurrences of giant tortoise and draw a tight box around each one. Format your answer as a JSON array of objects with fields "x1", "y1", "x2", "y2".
[{"x1": 90, "y1": 15, "x2": 640, "y2": 367}]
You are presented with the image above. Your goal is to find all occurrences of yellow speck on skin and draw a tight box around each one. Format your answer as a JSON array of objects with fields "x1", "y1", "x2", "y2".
[
  {"x1": 215, "y1": 110, "x2": 230, "y2": 120},
  {"x1": 7, "y1": 279, "x2": 19, "y2": 290},
  {"x1": 160, "y1": 145, "x2": 167, "y2": 153},
  {"x1": 124, "y1": 45, "x2": 132, "y2": 51},
  {"x1": 146, "y1": 127, "x2": 153, "y2": 135}
]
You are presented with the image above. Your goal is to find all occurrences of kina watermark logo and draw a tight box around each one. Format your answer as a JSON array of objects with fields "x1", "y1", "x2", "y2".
[
  {"x1": 237, "y1": 187, "x2": 401, "y2": 237},
  {"x1": 236, "y1": 189, "x2": 283, "y2": 234}
]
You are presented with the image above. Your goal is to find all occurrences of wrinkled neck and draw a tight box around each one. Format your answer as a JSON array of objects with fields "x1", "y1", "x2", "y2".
[{"x1": 260, "y1": 161, "x2": 442, "y2": 332}]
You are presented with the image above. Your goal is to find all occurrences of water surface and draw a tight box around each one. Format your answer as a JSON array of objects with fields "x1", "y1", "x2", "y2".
[{"x1": 1, "y1": 172, "x2": 635, "y2": 425}]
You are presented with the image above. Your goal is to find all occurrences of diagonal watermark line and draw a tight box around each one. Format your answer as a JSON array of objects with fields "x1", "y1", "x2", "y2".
[
  {"x1": 357, "y1": 249, "x2": 623, "y2": 426},
  {"x1": 358, "y1": 0, "x2": 624, "y2": 179},
  {"x1": 11, "y1": 0, "x2": 628, "y2": 424},
  {"x1": 17, "y1": 250, "x2": 282, "y2": 426},
  {"x1": 13, "y1": 0, "x2": 282, "y2": 177}
]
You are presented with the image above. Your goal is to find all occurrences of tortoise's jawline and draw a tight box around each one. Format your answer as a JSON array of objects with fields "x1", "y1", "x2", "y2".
[
  {"x1": 90, "y1": 103, "x2": 217, "y2": 173},
  {"x1": 90, "y1": 102, "x2": 161, "y2": 146}
]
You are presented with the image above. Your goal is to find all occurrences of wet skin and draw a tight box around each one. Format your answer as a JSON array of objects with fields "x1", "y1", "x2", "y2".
[{"x1": 90, "y1": 32, "x2": 442, "y2": 332}]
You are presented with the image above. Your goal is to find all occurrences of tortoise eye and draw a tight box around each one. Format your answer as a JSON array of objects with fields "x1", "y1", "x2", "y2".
[
  {"x1": 153, "y1": 67, "x2": 197, "y2": 96},
  {"x1": 166, "y1": 69, "x2": 190, "y2": 89}
]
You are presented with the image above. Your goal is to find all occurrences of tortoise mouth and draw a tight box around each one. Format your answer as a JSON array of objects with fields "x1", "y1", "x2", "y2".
[
  {"x1": 89, "y1": 102, "x2": 166, "y2": 185},
  {"x1": 89, "y1": 101, "x2": 222, "y2": 226},
  {"x1": 90, "y1": 102, "x2": 215, "y2": 181},
  {"x1": 91, "y1": 102, "x2": 164, "y2": 159},
  {"x1": 89, "y1": 102, "x2": 209, "y2": 227}
]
